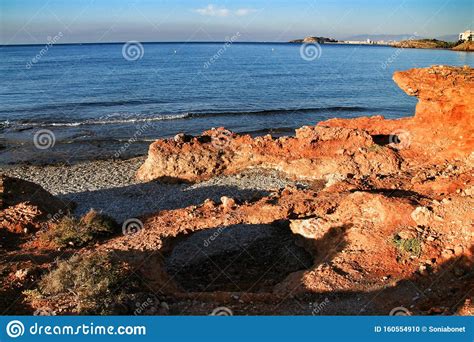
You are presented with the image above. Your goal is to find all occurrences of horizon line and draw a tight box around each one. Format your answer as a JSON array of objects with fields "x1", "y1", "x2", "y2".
[
  {"x1": 1, "y1": 35, "x2": 460, "y2": 47},
  {"x1": 1, "y1": 41, "x2": 290, "y2": 47}
]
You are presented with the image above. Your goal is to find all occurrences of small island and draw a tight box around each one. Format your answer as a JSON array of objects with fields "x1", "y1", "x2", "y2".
[
  {"x1": 289, "y1": 36, "x2": 338, "y2": 44},
  {"x1": 290, "y1": 35, "x2": 390, "y2": 45}
]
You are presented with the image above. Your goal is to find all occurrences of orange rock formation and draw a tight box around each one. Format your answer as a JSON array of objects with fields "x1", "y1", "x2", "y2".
[{"x1": 137, "y1": 65, "x2": 473, "y2": 183}]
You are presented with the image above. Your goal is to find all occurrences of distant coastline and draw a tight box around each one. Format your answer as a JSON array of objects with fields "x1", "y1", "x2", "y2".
[
  {"x1": 289, "y1": 35, "x2": 390, "y2": 46},
  {"x1": 392, "y1": 39, "x2": 473, "y2": 52},
  {"x1": 289, "y1": 35, "x2": 474, "y2": 52},
  {"x1": 1, "y1": 41, "x2": 389, "y2": 47}
]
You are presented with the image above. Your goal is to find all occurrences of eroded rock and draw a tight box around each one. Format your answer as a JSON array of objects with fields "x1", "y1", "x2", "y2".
[
  {"x1": 323, "y1": 65, "x2": 474, "y2": 161},
  {"x1": 411, "y1": 206, "x2": 433, "y2": 226},
  {"x1": 0, "y1": 175, "x2": 72, "y2": 234},
  {"x1": 137, "y1": 125, "x2": 401, "y2": 182}
]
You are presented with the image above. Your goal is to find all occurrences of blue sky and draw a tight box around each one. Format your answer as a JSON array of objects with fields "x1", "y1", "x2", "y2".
[{"x1": 1, "y1": 0, "x2": 472, "y2": 44}]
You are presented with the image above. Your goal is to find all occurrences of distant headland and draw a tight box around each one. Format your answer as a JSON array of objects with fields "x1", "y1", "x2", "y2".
[{"x1": 290, "y1": 30, "x2": 473, "y2": 51}]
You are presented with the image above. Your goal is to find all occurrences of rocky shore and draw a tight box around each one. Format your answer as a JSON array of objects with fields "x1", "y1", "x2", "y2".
[
  {"x1": 0, "y1": 65, "x2": 472, "y2": 316},
  {"x1": 392, "y1": 39, "x2": 473, "y2": 51},
  {"x1": 453, "y1": 41, "x2": 474, "y2": 52}
]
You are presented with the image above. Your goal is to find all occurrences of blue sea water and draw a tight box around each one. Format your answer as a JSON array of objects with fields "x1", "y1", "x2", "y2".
[{"x1": 0, "y1": 42, "x2": 472, "y2": 165}]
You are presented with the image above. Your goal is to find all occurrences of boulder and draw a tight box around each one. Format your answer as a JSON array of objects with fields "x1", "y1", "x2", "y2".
[{"x1": 0, "y1": 175, "x2": 72, "y2": 234}]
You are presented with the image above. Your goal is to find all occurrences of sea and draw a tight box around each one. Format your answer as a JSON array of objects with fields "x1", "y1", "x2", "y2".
[{"x1": 0, "y1": 42, "x2": 472, "y2": 165}]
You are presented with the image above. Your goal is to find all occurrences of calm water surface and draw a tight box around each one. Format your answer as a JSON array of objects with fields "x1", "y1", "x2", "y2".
[{"x1": 0, "y1": 43, "x2": 472, "y2": 164}]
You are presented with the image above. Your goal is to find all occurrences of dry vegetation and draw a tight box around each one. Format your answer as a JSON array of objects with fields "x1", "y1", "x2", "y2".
[
  {"x1": 25, "y1": 253, "x2": 127, "y2": 314},
  {"x1": 43, "y1": 209, "x2": 118, "y2": 248}
]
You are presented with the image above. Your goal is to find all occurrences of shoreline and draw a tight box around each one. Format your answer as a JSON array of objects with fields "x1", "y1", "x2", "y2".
[
  {"x1": 1, "y1": 65, "x2": 472, "y2": 316},
  {"x1": 2, "y1": 156, "x2": 303, "y2": 222}
]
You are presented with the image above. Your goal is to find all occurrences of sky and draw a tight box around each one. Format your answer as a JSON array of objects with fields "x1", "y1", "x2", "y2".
[{"x1": 1, "y1": 0, "x2": 473, "y2": 44}]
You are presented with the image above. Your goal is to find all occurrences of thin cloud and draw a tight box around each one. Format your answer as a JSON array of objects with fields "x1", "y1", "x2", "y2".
[
  {"x1": 195, "y1": 5, "x2": 257, "y2": 17},
  {"x1": 195, "y1": 5, "x2": 230, "y2": 17}
]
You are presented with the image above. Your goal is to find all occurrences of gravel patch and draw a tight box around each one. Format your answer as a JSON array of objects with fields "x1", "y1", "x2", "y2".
[
  {"x1": 1, "y1": 157, "x2": 145, "y2": 195},
  {"x1": 1, "y1": 158, "x2": 302, "y2": 222}
]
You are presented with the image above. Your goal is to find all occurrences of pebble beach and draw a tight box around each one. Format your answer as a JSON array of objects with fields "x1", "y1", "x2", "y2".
[{"x1": 1, "y1": 157, "x2": 300, "y2": 222}]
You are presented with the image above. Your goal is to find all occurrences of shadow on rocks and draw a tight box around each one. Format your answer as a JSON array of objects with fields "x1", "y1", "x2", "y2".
[{"x1": 60, "y1": 182, "x2": 272, "y2": 222}]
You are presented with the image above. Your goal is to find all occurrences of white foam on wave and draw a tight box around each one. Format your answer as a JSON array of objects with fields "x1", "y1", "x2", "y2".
[{"x1": 9, "y1": 113, "x2": 192, "y2": 129}]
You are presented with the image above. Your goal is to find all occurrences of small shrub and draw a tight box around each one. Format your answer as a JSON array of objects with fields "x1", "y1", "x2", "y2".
[
  {"x1": 81, "y1": 210, "x2": 117, "y2": 233},
  {"x1": 38, "y1": 252, "x2": 124, "y2": 314},
  {"x1": 417, "y1": 39, "x2": 458, "y2": 48},
  {"x1": 23, "y1": 289, "x2": 43, "y2": 301},
  {"x1": 392, "y1": 235, "x2": 422, "y2": 257},
  {"x1": 45, "y1": 210, "x2": 118, "y2": 247}
]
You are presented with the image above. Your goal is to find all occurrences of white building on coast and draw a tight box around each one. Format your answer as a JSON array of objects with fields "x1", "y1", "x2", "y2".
[{"x1": 459, "y1": 30, "x2": 473, "y2": 41}]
